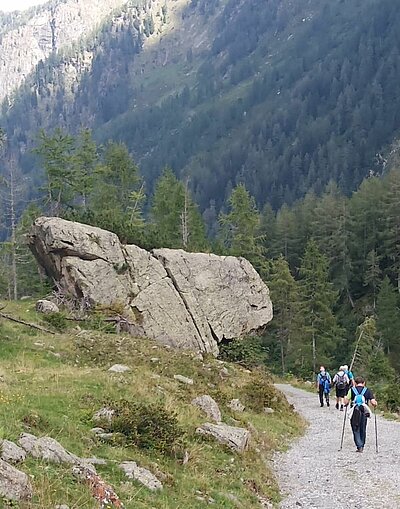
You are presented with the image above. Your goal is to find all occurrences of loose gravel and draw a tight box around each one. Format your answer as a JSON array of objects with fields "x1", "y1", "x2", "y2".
[{"x1": 274, "y1": 384, "x2": 400, "y2": 509}]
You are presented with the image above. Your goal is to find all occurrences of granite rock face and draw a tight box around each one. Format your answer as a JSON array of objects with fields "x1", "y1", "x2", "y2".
[{"x1": 29, "y1": 217, "x2": 273, "y2": 354}]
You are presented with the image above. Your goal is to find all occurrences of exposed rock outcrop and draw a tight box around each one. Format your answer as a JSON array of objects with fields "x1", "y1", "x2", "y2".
[
  {"x1": 119, "y1": 461, "x2": 163, "y2": 491},
  {"x1": 191, "y1": 395, "x2": 222, "y2": 422},
  {"x1": 28, "y1": 217, "x2": 273, "y2": 354}
]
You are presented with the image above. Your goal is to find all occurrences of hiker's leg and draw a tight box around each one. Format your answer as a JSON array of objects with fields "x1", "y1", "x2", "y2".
[
  {"x1": 325, "y1": 392, "x2": 330, "y2": 406},
  {"x1": 359, "y1": 415, "x2": 367, "y2": 447},
  {"x1": 319, "y1": 386, "x2": 324, "y2": 406},
  {"x1": 352, "y1": 423, "x2": 363, "y2": 449}
]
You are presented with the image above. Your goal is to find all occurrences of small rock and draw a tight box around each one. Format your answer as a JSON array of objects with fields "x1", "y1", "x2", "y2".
[
  {"x1": 264, "y1": 407, "x2": 275, "y2": 414},
  {"x1": 93, "y1": 407, "x2": 115, "y2": 424},
  {"x1": 81, "y1": 457, "x2": 108, "y2": 466},
  {"x1": 228, "y1": 399, "x2": 245, "y2": 412},
  {"x1": 18, "y1": 434, "x2": 78, "y2": 464},
  {"x1": 220, "y1": 367, "x2": 229, "y2": 378},
  {"x1": 108, "y1": 364, "x2": 130, "y2": 373},
  {"x1": 174, "y1": 374, "x2": 194, "y2": 385},
  {"x1": 90, "y1": 427, "x2": 105, "y2": 435},
  {"x1": 196, "y1": 423, "x2": 250, "y2": 453},
  {"x1": 0, "y1": 439, "x2": 26, "y2": 464},
  {"x1": 150, "y1": 357, "x2": 160, "y2": 363},
  {"x1": 191, "y1": 395, "x2": 222, "y2": 422},
  {"x1": 35, "y1": 299, "x2": 59, "y2": 314},
  {"x1": 119, "y1": 461, "x2": 163, "y2": 491},
  {"x1": 55, "y1": 505, "x2": 70, "y2": 509},
  {"x1": 34, "y1": 342, "x2": 45, "y2": 347}
]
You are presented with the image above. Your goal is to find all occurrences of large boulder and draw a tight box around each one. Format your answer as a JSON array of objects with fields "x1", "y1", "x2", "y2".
[{"x1": 28, "y1": 217, "x2": 273, "y2": 354}]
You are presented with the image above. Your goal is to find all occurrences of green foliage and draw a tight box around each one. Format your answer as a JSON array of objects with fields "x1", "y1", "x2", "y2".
[
  {"x1": 239, "y1": 372, "x2": 289, "y2": 413},
  {"x1": 218, "y1": 336, "x2": 268, "y2": 368},
  {"x1": 107, "y1": 399, "x2": 184, "y2": 456},
  {"x1": 41, "y1": 312, "x2": 68, "y2": 332}
]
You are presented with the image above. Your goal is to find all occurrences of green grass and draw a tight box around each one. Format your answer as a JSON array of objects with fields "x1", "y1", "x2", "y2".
[{"x1": 0, "y1": 300, "x2": 304, "y2": 508}]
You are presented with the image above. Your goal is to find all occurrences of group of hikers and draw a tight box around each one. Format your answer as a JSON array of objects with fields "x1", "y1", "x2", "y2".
[{"x1": 316, "y1": 365, "x2": 378, "y2": 452}]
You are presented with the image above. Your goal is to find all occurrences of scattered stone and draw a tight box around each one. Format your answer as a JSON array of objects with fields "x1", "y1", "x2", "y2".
[
  {"x1": 73, "y1": 464, "x2": 123, "y2": 508},
  {"x1": 0, "y1": 458, "x2": 32, "y2": 501},
  {"x1": 119, "y1": 461, "x2": 163, "y2": 491},
  {"x1": 150, "y1": 357, "x2": 160, "y2": 363},
  {"x1": 93, "y1": 407, "x2": 115, "y2": 424},
  {"x1": 263, "y1": 407, "x2": 275, "y2": 414},
  {"x1": 18, "y1": 433, "x2": 78, "y2": 464},
  {"x1": 34, "y1": 341, "x2": 45, "y2": 347},
  {"x1": 0, "y1": 439, "x2": 26, "y2": 464},
  {"x1": 35, "y1": 299, "x2": 59, "y2": 314},
  {"x1": 196, "y1": 423, "x2": 250, "y2": 453},
  {"x1": 81, "y1": 457, "x2": 108, "y2": 466},
  {"x1": 191, "y1": 395, "x2": 222, "y2": 422},
  {"x1": 228, "y1": 399, "x2": 245, "y2": 412},
  {"x1": 219, "y1": 367, "x2": 229, "y2": 378},
  {"x1": 108, "y1": 364, "x2": 130, "y2": 373},
  {"x1": 174, "y1": 374, "x2": 194, "y2": 385},
  {"x1": 90, "y1": 427, "x2": 105, "y2": 435},
  {"x1": 55, "y1": 505, "x2": 70, "y2": 509}
]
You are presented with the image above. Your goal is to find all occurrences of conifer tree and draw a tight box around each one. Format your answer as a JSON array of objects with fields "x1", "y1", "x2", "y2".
[
  {"x1": 382, "y1": 168, "x2": 400, "y2": 292},
  {"x1": 219, "y1": 183, "x2": 265, "y2": 273},
  {"x1": 298, "y1": 239, "x2": 339, "y2": 374},
  {"x1": 376, "y1": 276, "x2": 400, "y2": 369},
  {"x1": 151, "y1": 168, "x2": 208, "y2": 251},
  {"x1": 267, "y1": 255, "x2": 300, "y2": 374},
  {"x1": 364, "y1": 249, "x2": 381, "y2": 310}
]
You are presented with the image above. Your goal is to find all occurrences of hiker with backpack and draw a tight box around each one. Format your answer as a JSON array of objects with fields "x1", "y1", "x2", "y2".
[
  {"x1": 332, "y1": 366, "x2": 349, "y2": 411},
  {"x1": 344, "y1": 376, "x2": 377, "y2": 452},
  {"x1": 343, "y1": 364, "x2": 355, "y2": 390},
  {"x1": 316, "y1": 366, "x2": 332, "y2": 407}
]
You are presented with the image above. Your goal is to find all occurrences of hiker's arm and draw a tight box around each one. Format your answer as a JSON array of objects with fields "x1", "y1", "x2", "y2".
[{"x1": 370, "y1": 398, "x2": 377, "y2": 407}]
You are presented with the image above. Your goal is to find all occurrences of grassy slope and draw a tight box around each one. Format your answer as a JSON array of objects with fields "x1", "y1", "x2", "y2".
[{"x1": 0, "y1": 301, "x2": 304, "y2": 508}]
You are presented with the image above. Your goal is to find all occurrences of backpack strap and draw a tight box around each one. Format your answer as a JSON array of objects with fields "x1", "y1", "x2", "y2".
[
  {"x1": 351, "y1": 386, "x2": 358, "y2": 397},
  {"x1": 361, "y1": 387, "x2": 367, "y2": 397}
]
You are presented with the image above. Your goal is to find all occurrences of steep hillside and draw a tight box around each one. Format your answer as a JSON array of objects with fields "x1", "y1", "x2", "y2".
[
  {"x1": 1, "y1": 0, "x2": 400, "y2": 212},
  {"x1": 0, "y1": 300, "x2": 303, "y2": 507}
]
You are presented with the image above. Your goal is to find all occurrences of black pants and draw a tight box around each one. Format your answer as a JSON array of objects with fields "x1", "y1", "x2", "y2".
[
  {"x1": 351, "y1": 413, "x2": 368, "y2": 448},
  {"x1": 319, "y1": 386, "x2": 329, "y2": 405}
]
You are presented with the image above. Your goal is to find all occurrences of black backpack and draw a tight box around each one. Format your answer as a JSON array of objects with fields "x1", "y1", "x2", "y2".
[{"x1": 336, "y1": 373, "x2": 346, "y2": 390}]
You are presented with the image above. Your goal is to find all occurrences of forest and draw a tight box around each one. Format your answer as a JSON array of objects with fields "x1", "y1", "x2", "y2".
[{"x1": 1, "y1": 128, "x2": 400, "y2": 407}]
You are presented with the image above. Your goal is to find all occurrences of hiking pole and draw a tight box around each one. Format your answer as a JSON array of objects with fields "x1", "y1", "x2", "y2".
[
  {"x1": 374, "y1": 407, "x2": 378, "y2": 454},
  {"x1": 339, "y1": 404, "x2": 348, "y2": 451}
]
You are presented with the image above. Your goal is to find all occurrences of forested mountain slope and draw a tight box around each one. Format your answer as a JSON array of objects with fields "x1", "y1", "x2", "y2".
[{"x1": 1, "y1": 0, "x2": 400, "y2": 212}]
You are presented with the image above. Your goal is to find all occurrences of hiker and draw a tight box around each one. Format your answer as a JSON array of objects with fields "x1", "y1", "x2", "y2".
[
  {"x1": 332, "y1": 366, "x2": 349, "y2": 411},
  {"x1": 316, "y1": 366, "x2": 332, "y2": 407},
  {"x1": 343, "y1": 364, "x2": 355, "y2": 390},
  {"x1": 344, "y1": 376, "x2": 377, "y2": 452}
]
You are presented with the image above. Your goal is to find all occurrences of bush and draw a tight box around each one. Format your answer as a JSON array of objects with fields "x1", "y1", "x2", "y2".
[
  {"x1": 41, "y1": 312, "x2": 68, "y2": 332},
  {"x1": 107, "y1": 400, "x2": 184, "y2": 456},
  {"x1": 218, "y1": 336, "x2": 268, "y2": 368},
  {"x1": 239, "y1": 372, "x2": 290, "y2": 413}
]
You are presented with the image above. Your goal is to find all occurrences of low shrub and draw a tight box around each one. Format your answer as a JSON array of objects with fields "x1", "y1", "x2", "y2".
[
  {"x1": 107, "y1": 400, "x2": 184, "y2": 456},
  {"x1": 218, "y1": 336, "x2": 268, "y2": 368},
  {"x1": 41, "y1": 312, "x2": 68, "y2": 332}
]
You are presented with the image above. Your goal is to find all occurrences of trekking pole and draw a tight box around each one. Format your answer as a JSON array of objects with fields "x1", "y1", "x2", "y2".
[
  {"x1": 374, "y1": 407, "x2": 378, "y2": 454},
  {"x1": 339, "y1": 404, "x2": 348, "y2": 451}
]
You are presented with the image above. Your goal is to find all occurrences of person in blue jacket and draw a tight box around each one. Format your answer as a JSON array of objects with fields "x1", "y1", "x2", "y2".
[{"x1": 316, "y1": 366, "x2": 332, "y2": 407}]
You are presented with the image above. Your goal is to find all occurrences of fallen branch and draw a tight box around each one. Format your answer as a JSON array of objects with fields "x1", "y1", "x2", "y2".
[{"x1": 0, "y1": 312, "x2": 55, "y2": 334}]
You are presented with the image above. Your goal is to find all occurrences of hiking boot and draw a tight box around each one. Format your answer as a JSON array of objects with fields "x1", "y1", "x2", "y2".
[
  {"x1": 340, "y1": 405, "x2": 344, "y2": 411},
  {"x1": 335, "y1": 403, "x2": 339, "y2": 409},
  {"x1": 320, "y1": 403, "x2": 324, "y2": 407},
  {"x1": 356, "y1": 447, "x2": 364, "y2": 453},
  {"x1": 327, "y1": 401, "x2": 330, "y2": 407}
]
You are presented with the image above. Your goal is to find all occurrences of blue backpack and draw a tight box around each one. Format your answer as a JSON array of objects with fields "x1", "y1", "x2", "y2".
[
  {"x1": 320, "y1": 374, "x2": 330, "y2": 394},
  {"x1": 352, "y1": 386, "x2": 367, "y2": 406}
]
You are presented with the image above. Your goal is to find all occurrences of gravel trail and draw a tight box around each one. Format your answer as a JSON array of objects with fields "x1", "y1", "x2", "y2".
[{"x1": 274, "y1": 384, "x2": 400, "y2": 509}]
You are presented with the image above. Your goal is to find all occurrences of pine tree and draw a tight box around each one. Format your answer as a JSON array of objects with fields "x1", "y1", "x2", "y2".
[
  {"x1": 382, "y1": 168, "x2": 400, "y2": 292},
  {"x1": 267, "y1": 256, "x2": 300, "y2": 374},
  {"x1": 219, "y1": 183, "x2": 265, "y2": 273},
  {"x1": 151, "y1": 168, "x2": 208, "y2": 251},
  {"x1": 376, "y1": 277, "x2": 400, "y2": 369},
  {"x1": 298, "y1": 239, "x2": 339, "y2": 374},
  {"x1": 363, "y1": 249, "x2": 381, "y2": 310}
]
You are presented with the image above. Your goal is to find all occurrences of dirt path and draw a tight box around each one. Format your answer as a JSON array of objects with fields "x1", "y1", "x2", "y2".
[{"x1": 274, "y1": 384, "x2": 400, "y2": 509}]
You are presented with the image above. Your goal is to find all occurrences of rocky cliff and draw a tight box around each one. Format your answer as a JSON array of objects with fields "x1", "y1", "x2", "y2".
[
  {"x1": 28, "y1": 217, "x2": 273, "y2": 354},
  {"x1": 0, "y1": 0, "x2": 128, "y2": 104}
]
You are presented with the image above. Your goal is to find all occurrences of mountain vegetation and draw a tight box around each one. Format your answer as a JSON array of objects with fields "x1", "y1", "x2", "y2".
[{"x1": 1, "y1": 0, "x2": 400, "y2": 399}]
